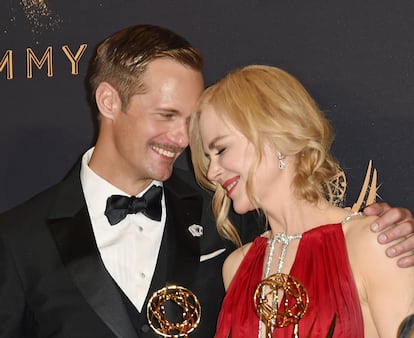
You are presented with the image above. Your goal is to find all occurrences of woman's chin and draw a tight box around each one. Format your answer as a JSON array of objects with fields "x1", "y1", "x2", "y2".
[{"x1": 232, "y1": 203, "x2": 254, "y2": 215}]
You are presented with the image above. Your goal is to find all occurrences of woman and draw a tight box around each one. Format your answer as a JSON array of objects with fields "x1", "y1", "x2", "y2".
[{"x1": 189, "y1": 65, "x2": 414, "y2": 337}]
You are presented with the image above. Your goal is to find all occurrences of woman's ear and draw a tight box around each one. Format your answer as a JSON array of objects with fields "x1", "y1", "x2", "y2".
[{"x1": 95, "y1": 82, "x2": 122, "y2": 120}]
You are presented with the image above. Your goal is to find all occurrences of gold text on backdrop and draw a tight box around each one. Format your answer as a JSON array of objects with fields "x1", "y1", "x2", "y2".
[{"x1": 0, "y1": 44, "x2": 87, "y2": 80}]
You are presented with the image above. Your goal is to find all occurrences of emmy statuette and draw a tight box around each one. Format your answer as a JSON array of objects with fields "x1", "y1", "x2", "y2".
[
  {"x1": 254, "y1": 273, "x2": 309, "y2": 338},
  {"x1": 147, "y1": 285, "x2": 201, "y2": 337}
]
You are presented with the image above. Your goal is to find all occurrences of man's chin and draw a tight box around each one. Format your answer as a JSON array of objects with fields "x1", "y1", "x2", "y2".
[{"x1": 153, "y1": 167, "x2": 174, "y2": 182}]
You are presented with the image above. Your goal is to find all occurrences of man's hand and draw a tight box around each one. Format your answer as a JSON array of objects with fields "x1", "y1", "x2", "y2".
[{"x1": 364, "y1": 202, "x2": 414, "y2": 268}]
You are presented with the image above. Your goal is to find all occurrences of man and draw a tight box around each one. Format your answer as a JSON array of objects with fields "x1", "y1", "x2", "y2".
[{"x1": 0, "y1": 24, "x2": 413, "y2": 338}]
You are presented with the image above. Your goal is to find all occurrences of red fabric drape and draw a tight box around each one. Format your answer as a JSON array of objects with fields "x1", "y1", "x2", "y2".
[{"x1": 215, "y1": 224, "x2": 364, "y2": 338}]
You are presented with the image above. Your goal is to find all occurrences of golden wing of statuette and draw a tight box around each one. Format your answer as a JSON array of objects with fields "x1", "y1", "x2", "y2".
[
  {"x1": 327, "y1": 169, "x2": 347, "y2": 207},
  {"x1": 351, "y1": 160, "x2": 378, "y2": 213}
]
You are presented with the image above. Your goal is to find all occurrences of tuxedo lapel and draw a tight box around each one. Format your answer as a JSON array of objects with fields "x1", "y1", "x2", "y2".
[
  {"x1": 164, "y1": 192, "x2": 201, "y2": 286},
  {"x1": 47, "y1": 165, "x2": 137, "y2": 338},
  {"x1": 139, "y1": 176, "x2": 203, "y2": 335},
  {"x1": 163, "y1": 172, "x2": 203, "y2": 288},
  {"x1": 144, "y1": 179, "x2": 202, "y2": 302}
]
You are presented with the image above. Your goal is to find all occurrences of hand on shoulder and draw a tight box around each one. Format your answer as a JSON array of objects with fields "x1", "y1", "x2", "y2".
[
  {"x1": 364, "y1": 202, "x2": 414, "y2": 267},
  {"x1": 344, "y1": 213, "x2": 414, "y2": 336},
  {"x1": 344, "y1": 213, "x2": 401, "y2": 282}
]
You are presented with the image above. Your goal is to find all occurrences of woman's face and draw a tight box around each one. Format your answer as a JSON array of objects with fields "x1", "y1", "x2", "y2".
[{"x1": 199, "y1": 105, "x2": 281, "y2": 214}]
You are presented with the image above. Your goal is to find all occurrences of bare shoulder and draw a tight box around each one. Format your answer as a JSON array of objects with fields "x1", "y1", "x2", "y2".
[
  {"x1": 342, "y1": 214, "x2": 385, "y2": 295},
  {"x1": 344, "y1": 213, "x2": 414, "y2": 336},
  {"x1": 343, "y1": 214, "x2": 386, "y2": 268},
  {"x1": 343, "y1": 214, "x2": 378, "y2": 246},
  {"x1": 344, "y1": 213, "x2": 413, "y2": 275},
  {"x1": 222, "y1": 242, "x2": 254, "y2": 290}
]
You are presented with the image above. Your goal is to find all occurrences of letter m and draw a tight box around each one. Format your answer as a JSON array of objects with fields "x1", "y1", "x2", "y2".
[
  {"x1": 0, "y1": 50, "x2": 13, "y2": 80},
  {"x1": 27, "y1": 47, "x2": 53, "y2": 78}
]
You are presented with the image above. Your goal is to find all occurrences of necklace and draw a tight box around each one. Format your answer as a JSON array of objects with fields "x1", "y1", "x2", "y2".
[
  {"x1": 258, "y1": 231, "x2": 302, "y2": 338},
  {"x1": 257, "y1": 212, "x2": 363, "y2": 337},
  {"x1": 264, "y1": 232, "x2": 303, "y2": 277},
  {"x1": 342, "y1": 211, "x2": 363, "y2": 224}
]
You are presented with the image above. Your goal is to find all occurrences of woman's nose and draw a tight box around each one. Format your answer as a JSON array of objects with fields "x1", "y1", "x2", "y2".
[{"x1": 207, "y1": 159, "x2": 221, "y2": 182}]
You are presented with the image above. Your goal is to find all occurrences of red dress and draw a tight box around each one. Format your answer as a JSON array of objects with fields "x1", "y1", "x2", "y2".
[{"x1": 215, "y1": 223, "x2": 364, "y2": 337}]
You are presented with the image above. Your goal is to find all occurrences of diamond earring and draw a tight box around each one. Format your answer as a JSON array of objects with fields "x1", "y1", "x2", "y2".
[{"x1": 277, "y1": 152, "x2": 286, "y2": 170}]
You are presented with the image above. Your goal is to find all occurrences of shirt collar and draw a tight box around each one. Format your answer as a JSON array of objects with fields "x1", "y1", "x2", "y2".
[{"x1": 80, "y1": 147, "x2": 163, "y2": 220}]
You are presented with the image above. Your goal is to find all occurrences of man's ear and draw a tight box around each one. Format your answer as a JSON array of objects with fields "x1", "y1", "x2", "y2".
[{"x1": 95, "y1": 82, "x2": 122, "y2": 120}]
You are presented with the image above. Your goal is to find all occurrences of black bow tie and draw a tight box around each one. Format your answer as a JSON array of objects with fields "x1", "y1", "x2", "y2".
[{"x1": 104, "y1": 185, "x2": 163, "y2": 225}]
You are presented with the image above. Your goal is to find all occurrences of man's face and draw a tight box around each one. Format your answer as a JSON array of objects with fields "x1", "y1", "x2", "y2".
[{"x1": 108, "y1": 58, "x2": 204, "y2": 189}]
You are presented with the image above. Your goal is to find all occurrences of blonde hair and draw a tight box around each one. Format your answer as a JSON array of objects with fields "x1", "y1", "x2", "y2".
[{"x1": 189, "y1": 65, "x2": 341, "y2": 246}]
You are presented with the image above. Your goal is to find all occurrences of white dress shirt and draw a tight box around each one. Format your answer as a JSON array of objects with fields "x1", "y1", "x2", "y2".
[{"x1": 80, "y1": 147, "x2": 166, "y2": 312}]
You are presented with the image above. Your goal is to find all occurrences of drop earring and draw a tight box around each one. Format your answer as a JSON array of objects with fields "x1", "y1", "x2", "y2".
[{"x1": 277, "y1": 152, "x2": 286, "y2": 170}]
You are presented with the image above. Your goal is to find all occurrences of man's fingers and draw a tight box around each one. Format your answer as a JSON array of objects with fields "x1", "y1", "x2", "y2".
[
  {"x1": 363, "y1": 203, "x2": 414, "y2": 267},
  {"x1": 376, "y1": 220, "x2": 414, "y2": 244},
  {"x1": 384, "y1": 235, "x2": 414, "y2": 268},
  {"x1": 368, "y1": 207, "x2": 413, "y2": 233},
  {"x1": 364, "y1": 202, "x2": 391, "y2": 218}
]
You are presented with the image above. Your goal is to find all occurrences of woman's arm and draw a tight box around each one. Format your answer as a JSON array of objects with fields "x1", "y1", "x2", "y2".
[{"x1": 348, "y1": 215, "x2": 414, "y2": 337}]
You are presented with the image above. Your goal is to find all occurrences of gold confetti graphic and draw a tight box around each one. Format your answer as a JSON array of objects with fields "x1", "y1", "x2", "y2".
[{"x1": 20, "y1": 0, "x2": 62, "y2": 36}]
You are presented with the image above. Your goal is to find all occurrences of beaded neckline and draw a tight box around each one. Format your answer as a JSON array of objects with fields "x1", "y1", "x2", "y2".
[{"x1": 257, "y1": 211, "x2": 363, "y2": 337}]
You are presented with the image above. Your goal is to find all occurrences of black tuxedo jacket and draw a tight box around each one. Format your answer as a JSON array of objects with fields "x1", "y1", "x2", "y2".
[{"x1": 0, "y1": 164, "x2": 260, "y2": 338}]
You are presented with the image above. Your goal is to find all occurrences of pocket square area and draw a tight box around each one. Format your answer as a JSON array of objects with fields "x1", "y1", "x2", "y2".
[{"x1": 200, "y1": 248, "x2": 226, "y2": 262}]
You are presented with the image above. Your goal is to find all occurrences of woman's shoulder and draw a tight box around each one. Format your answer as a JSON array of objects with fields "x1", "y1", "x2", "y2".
[
  {"x1": 343, "y1": 213, "x2": 414, "y2": 336},
  {"x1": 342, "y1": 212, "x2": 377, "y2": 236},
  {"x1": 342, "y1": 213, "x2": 380, "y2": 257},
  {"x1": 224, "y1": 238, "x2": 262, "y2": 273},
  {"x1": 343, "y1": 211, "x2": 413, "y2": 294},
  {"x1": 222, "y1": 234, "x2": 267, "y2": 289},
  {"x1": 225, "y1": 234, "x2": 268, "y2": 264},
  {"x1": 223, "y1": 242, "x2": 253, "y2": 290}
]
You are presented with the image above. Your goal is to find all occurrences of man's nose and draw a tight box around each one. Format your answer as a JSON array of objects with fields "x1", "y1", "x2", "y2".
[{"x1": 168, "y1": 123, "x2": 188, "y2": 148}]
